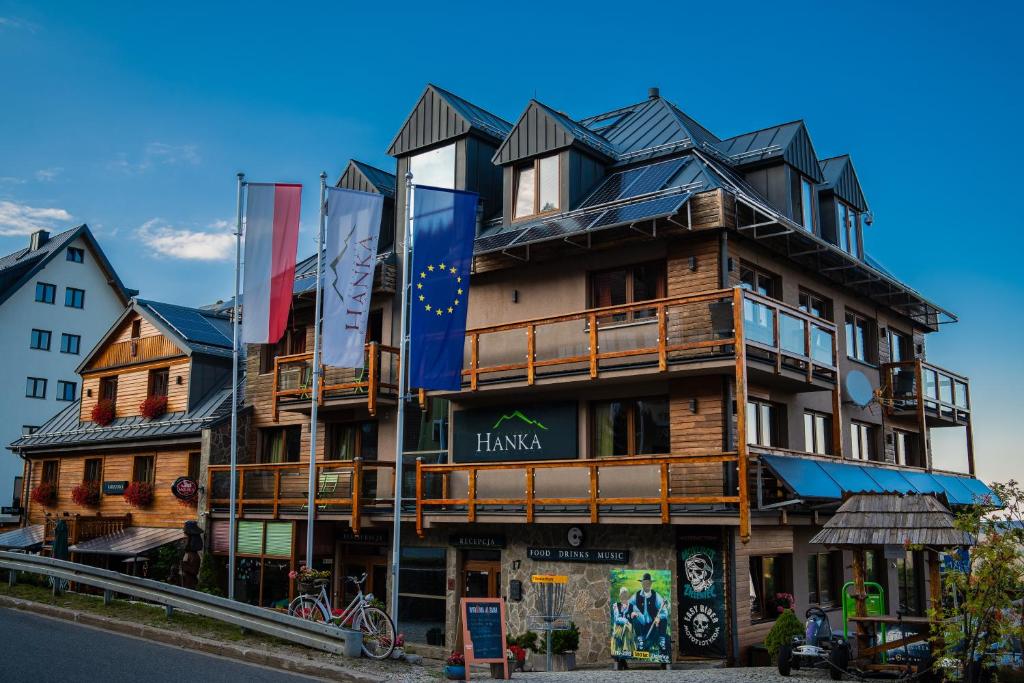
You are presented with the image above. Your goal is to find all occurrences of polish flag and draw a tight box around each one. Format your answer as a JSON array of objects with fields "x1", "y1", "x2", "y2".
[{"x1": 242, "y1": 183, "x2": 302, "y2": 344}]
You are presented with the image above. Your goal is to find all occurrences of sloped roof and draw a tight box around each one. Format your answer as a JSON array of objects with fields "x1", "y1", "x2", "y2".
[
  {"x1": 69, "y1": 526, "x2": 185, "y2": 556},
  {"x1": 493, "y1": 99, "x2": 617, "y2": 165},
  {"x1": 342, "y1": 160, "x2": 397, "y2": 198},
  {"x1": 0, "y1": 524, "x2": 44, "y2": 549},
  {"x1": 810, "y1": 494, "x2": 975, "y2": 548},
  {"x1": 138, "y1": 299, "x2": 233, "y2": 355},
  {"x1": 819, "y1": 155, "x2": 868, "y2": 212},
  {"x1": 0, "y1": 224, "x2": 131, "y2": 307},
  {"x1": 9, "y1": 384, "x2": 234, "y2": 452},
  {"x1": 387, "y1": 84, "x2": 512, "y2": 156},
  {"x1": 579, "y1": 97, "x2": 721, "y2": 164},
  {"x1": 717, "y1": 120, "x2": 825, "y2": 182}
]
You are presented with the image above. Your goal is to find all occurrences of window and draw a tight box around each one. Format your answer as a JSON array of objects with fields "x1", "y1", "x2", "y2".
[
  {"x1": 188, "y1": 452, "x2": 201, "y2": 482},
  {"x1": 327, "y1": 422, "x2": 378, "y2": 461},
  {"x1": 590, "y1": 261, "x2": 666, "y2": 323},
  {"x1": 807, "y1": 552, "x2": 840, "y2": 606},
  {"x1": 26, "y1": 377, "x2": 47, "y2": 399},
  {"x1": 148, "y1": 367, "x2": 170, "y2": 398},
  {"x1": 739, "y1": 263, "x2": 779, "y2": 299},
  {"x1": 592, "y1": 397, "x2": 670, "y2": 457},
  {"x1": 803, "y1": 411, "x2": 832, "y2": 455},
  {"x1": 42, "y1": 460, "x2": 59, "y2": 485},
  {"x1": 60, "y1": 333, "x2": 81, "y2": 355},
  {"x1": 746, "y1": 399, "x2": 783, "y2": 448},
  {"x1": 65, "y1": 287, "x2": 85, "y2": 308},
  {"x1": 398, "y1": 546, "x2": 447, "y2": 645},
  {"x1": 408, "y1": 143, "x2": 456, "y2": 190},
  {"x1": 850, "y1": 421, "x2": 877, "y2": 461},
  {"x1": 845, "y1": 311, "x2": 875, "y2": 363},
  {"x1": 84, "y1": 458, "x2": 102, "y2": 484},
  {"x1": 800, "y1": 176, "x2": 815, "y2": 232},
  {"x1": 750, "y1": 554, "x2": 792, "y2": 622},
  {"x1": 513, "y1": 154, "x2": 560, "y2": 219},
  {"x1": 798, "y1": 289, "x2": 833, "y2": 321},
  {"x1": 30, "y1": 329, "x2": 51, "y2": 350},
  {"x1": 57, "y1": 380, "x2": 77, "y2": 401},
  {"x1": 896, "y1": 550, "x2": 924, "y2": 615},
  {"x1": 99, "y1": 376, "x2": 118, "y2": 403},
  {"x1": 22, "y1": 425, "x2": 39, "y2": 436},
  {"x1": 35, "y1": 282, "x2": 56, "y2": 304},
  {"x1": 836, "y1": 200, "x2": 860, "y2": 256},
  {"x1": 132, "y1": 455, "x2": 155, "y2": 484},
  {"x1": 259, "y1": 325, "x2": 307, "y2": 374},
  {"x1": 894, "y1": 429, "x2": 921, "y2": 467},
  {"x1": 66, "y1": 247, "x2": 84, "y2": 263},
  {"x1": 888, "y1": 328, "x2": 911, "y2": 363},
  {"x1": 131, "y1": 319, "x2": 142, "y2": 339},
  {"x1": 260, "y1": 426, "x2": 301, "y2": 463}
]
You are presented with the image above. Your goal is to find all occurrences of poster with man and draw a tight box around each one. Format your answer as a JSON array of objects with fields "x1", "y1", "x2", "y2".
[{"x1": 609, "y1": 569, "x2": 671, "y2": 664}]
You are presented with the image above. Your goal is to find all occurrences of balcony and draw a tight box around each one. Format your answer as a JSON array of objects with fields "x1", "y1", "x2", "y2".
[
  {"x1": 272, "y1": 342, "x2": 399, "y2": 420},
  {"x1": 208, "y1": 459, "x2": 396, "y2": 533},
  {"x1": 880, "y1": 359, "x2": 971, "y2": 428},
  {"x1": 460, "y1": 287, "x2": 838, "y2": 394},
  {"x1": 44, "y1": 513, "x2": 133, "y2": 545}
]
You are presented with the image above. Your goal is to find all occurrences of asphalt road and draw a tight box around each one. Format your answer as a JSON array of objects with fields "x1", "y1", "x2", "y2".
[{"x1": 0, "y1": 607, "x2": 325, "y2": 682}]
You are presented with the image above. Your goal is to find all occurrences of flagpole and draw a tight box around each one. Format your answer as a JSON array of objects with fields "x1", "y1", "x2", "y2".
[
  {"x1": 389, "y1": 171, "x2": 413, "y2": 624},
  {"x1": 228, "y1": 171, "x2": 245, "y2": 601},
  {"x1": 306, "y1": 172, "x2": 327, "y2": 569}
]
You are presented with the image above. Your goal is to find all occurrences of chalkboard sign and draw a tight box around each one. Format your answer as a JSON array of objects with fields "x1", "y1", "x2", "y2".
[{"x1": 459, "y1": 597, "x2": 509, "y2": 680}]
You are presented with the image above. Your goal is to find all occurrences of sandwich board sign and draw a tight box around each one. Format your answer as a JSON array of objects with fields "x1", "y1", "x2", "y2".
[{"x1": 459, "y1": 597, "x2": 510, "y2": 680}]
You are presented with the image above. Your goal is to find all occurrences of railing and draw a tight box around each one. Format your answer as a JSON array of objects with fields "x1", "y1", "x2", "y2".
[
  {"x1": 880, "y1": 359, "x2": 971, "y2": 425},
  {"x1": 460, "y1": 287, "x2": 838, "y2": 390},
  {"x1": 208, "y1": 459, "x2": 396, "y2": 534},
  {"x1": 414, "y1": 452, "x2": 743, "y2": 534},
  {"x1": 44, "y1": 513, "x2": 132, "y2": 545},
  {"x1": 272, "y1": 342, "x2": 399, "y2": 420}
]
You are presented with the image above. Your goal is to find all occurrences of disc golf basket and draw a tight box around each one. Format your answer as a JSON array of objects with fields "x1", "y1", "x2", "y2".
[{"x1": 528, "y1": 577, "x2": 572, "y2": 672}]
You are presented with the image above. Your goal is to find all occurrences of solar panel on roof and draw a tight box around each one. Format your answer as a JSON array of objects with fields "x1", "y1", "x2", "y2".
[
  {"x1": 620, "y1": 158, "x2": 688, "y2": 199},
  {"x1": 146, "y1": 302, "x2": 232, "y2": 348},
  {"x1": 588, "y1": 193, "x2": 688, "y2": 231},
  {"x1": 475, "y1": 230, "x2": 526, "y2": 253},
  {"x1": 579, "y1": 167, "x2": 646, "y2": 208},
  {"x1": 513, "y1": 214, "x2": 598, "y2": 245}
]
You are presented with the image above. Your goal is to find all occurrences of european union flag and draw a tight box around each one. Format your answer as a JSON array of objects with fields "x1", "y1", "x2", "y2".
[{"x1": 408, "y1": 186, "x2": 479, "y2": 391}]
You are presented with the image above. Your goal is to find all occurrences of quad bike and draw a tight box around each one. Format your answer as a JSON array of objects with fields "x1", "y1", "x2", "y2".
[{"x1": 778, "y1": 607, "x2": 851, "y2": 680}]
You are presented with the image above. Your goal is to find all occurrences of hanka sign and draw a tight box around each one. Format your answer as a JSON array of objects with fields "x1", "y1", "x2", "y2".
[
  {"x1": 453, "y1": 401, "x2": 577, "y2": 463},
  {"x1": 459, "y1": 598, "x2": 509, "y2": 680},
  {"x1": 170, "y1": 477, "x2": 198, "y2": 502}
]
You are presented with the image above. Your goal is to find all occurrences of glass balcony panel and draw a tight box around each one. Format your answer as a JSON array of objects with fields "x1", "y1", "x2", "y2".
[
  {"x1": 743, "y1": 299, "x2": 775, "y2": 346},
  {"x1": 938, "y1": 374, "x2": 954, "y2": 404},
  {"x1": 954, "y1": 381, "x2": 969, "y2": 409},
  {"x1": 779, "y1": 313, "x2": 805, "y2": 356},
  {"x1": 810, "y1": 325, "x2": 834, "y2": 364},
  {"x1": 923, "y1": 368, "x2": 938, "y2": 400}
]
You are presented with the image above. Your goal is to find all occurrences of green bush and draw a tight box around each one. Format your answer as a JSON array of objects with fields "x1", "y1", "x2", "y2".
[
  {"x1": 508, "y1": 631, "x2": 539, "y2": 652},
  {"x1": 764, "y1": 609, "x2": 804, "y2": 660},
  {"x1": 196, "y1": 552, "x2": 224, "y2": 597},
  {"x1": 538, "y1": 623, "x2": 580, "y2": 654}
]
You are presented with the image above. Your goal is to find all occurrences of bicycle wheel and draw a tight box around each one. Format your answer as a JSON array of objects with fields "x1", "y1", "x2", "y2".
[
  {"x1": 355, "y1": 606, "x2": 395, "y2": 659},
  {"x1": 288, "y1": 595, "x2": 330, "y2": 623}
]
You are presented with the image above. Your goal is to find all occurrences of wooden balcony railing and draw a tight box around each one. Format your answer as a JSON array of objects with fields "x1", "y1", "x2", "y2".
[
  {"x1": 461, "y1": 287, "x2": 839, "y2": 390},
  {"x1": 272, "y1": 342, "x2": 399, "y2": 420},
  {"x1": 208, "y1": 459, "x2": 396, "y2": 534},
  {"x1": 85, "y1": 335, "x2": 181, "y2": 371},
  {"x1": 880, "y1": 359, "x2": 971, "y2": 425},
  {"x1": 415, "y1": 452, "x2": 749, "y2": 539},
  {"x1": 44, "y1": 513, "x2": 132, "y2": 545}
]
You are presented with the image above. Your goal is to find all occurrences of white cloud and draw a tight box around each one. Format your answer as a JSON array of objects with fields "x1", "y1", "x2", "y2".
[
  {"x1": 136, "y1": 219, "x2": 233, "y2": 261},
  {"x1": 0, "y1": 200, "x2": 72, "y2": 236},
  {"x1": 110, "y1": 142, "x2": 201, "y2": 174},
  {"x1": 35, "y1": 167, "x2": 62, "y2": 182}
]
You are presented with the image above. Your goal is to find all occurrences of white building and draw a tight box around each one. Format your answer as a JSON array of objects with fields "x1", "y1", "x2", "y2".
[{"x1": 0, "y1": 226, "x2": 130, "y2": 517}]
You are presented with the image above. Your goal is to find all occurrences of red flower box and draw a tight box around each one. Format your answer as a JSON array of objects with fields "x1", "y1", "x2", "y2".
[
  {"x1": 71, "y1": 482, "x2": 100, "y2": 507},
  {"x1": 91, "y1": 399, "x2": 116, "y2": 426},
  {"x1": 30, "y1": 482, "x2": 56, "y2": 506},
  {"x1": 139, "y1": 395, "x2": 168, "y2": 420},
  {"x1": 124, "y1": 481, "x2": 154, "y2": 508}
]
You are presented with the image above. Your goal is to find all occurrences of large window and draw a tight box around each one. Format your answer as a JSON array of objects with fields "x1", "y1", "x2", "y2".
[
  {"x1": 845, "y1": 311, "x2": 875, "y2": 363},
  {"x1": 750, "y1": 554, "x2": 792, "y2": 622},
  {"x1": 739, "y1": 263, "x2": 779, "y2": 299},
  {"x1": 60, "y1": 333, "x2": 81, "y2": 355},
  {"x1": 800, "y1": 176, "x2": 815, "y2": 232},
  {"x1": 850, "y1": 421, "x2": 876, "y2": 461},
  {"x1": 746, "y1": 399, "x2": 783, "y2": 448},
  {"x1": 592, "y1": 397, "x2": 670, "y2": 457},
  {"x1": 57, "y1": 380, "x2": 76, "y2": 402},
  {"x1": 398, "y1": 546, "x2": 447, "y2": 645},
  {"x1": 409, "y1": 143, "x2": 456, "y2": 191},
  {"x1": 590, "y1": 261, "x2": 666, "y2": 323},
  {"x1": 514, "y1": 154, "x2": 559, "y2": 219},
  {"x1": 260, "y1": 426, "x2": 301, "y2": 464},
  {"x1": 65, "y1": 287, "x2": 85, "y2": 308},
  {"x1": 148, "y1": 367, "x2": 169, "y2": 398},
  {"x1": 99, "y1": 376, "x2": 118, "y2": 403},
  {"x1": 807, "y1": 551, "x2": 840, "y2": 606},
  {"x1": 26, "y1": 377, "x2": 47, "y2": 399},
  {"x1": 259, "y1": 325, "x2": 307, "y2": 374},
  {"x1": 798, "y1": 289, "x2": 833, "y2": 321},
  {"x1": 894, "y1": 429, "x2": 921, "y2": 467},
  {"x1": 35, "y1": 282, "x2": 56, "y2": 304},
  {"x1": 132, "y1": 455, "x2": 155, "y2": 484},
  {"x1": 836, "y1": 200, "x2": 861, "y2": 256},
  {"x1": 327, "y1": 422, "x2": 378, "y2": 461},
  {"x1": 803, "y1": 411, "x2": 832, "y2": 455},
  {"x1": 84, "y1": 458, "x2": 102, "y2": 484},
  {"x1": 30, "y1": 329, "x2": 51, "y2": 350},
  {"x1": 888, "y1": 328, "x2": 911, "y2": 363},
  {"x1": 42, "y1": 460, "x2": 59, "y2": 485}
]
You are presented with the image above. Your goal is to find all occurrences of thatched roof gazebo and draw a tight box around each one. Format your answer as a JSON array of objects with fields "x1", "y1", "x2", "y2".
[{"x1": 810, "y1": 493, "x2": 975, "y2": 549}]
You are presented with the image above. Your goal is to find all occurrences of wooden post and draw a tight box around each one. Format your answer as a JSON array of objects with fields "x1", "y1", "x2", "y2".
[
  {"x1": 804, "y1": 319, "x2": 813, "y2": 383},
  {"x1": 832, "y1": 331, "x2": 844, "y2": 458},
  {"x1": 928, "y1": 549, "x2": 942, "y2": 615},
  {"x1": 273, "y1": 468, "x2": 281, "y2": 518},
  {"x1": 588, "y1": 313, "x2": 598, "y2": 378},
  {"x1": 852, "y1": 549, "x2": 867, "y2": 618},
  {"x1": 589, "y1": 463, "x2": 599, "y2": 523},
  {"x1": 772, "y1": 303, "x2": 782, "y2": 375},
  {"x1": 352, "y1": 458, "x2": 362, "y2": 534},
  {"x1": 964, "y1": 383, "x2": 976, "y2": 476},
  {"x1": 470, "y1": 333, "x2": 479, "y2": 391},
  {"x1": 467, "y1": 468, "x2": 477, "y2": 523},
  {"x1": 525, "y1": 467, "x2": 535, "y2": 524},
  {"x1": 657, "y1": 304, "x2": 667, "y2": 371},
  {"x1": 415, "y1": 458, "x2": 424, "y2": 538},
  {"x1": 660, "y1": 462, "x2": 670, "y2": 523},
  {"x1": 368, "y1": 342, "x2": 379, "y2": 416},
  {"x1": 272, "y1": 355, "x2": 280, "y2": 422},
  {"x1": 733, "y1": 288, "x2": 751, "y2": 543},
  {"x1": 915, "y1": 360, "x2": 931, "y2": 470},
  {"x1": 527, "y1": 324, "x2": 536, "y2": 385}
]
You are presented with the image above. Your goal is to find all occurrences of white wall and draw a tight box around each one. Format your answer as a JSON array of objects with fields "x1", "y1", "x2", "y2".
[{"x1": 0, "y1": 235, "x2": 126, "y2": 506}]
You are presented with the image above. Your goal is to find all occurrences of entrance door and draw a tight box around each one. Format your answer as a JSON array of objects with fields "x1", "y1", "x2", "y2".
[
  {"x1": 462, "y1": 560, "x2": 501, "y2": 598},
  {"x1": 341, "y1": 558, "x2": 388, "y2": 607}
]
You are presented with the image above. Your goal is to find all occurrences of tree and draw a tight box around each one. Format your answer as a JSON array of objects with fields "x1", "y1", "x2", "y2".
[
  {"x1": 196, "y1": 551, "x2": 225, "y2": 597},
  {"x1": 765, "y1": 608, "x2": 804, "y2": 660},
  {"x1": 930, "y1": 480, "x2": 1024, "y2": 682}
]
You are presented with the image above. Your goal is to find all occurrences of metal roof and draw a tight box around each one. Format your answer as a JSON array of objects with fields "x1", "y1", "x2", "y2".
[
  {"x1": 493, "y1": 100, "x2": 617, "y2": 165},
  {"x1": 69, "y1": 526, "x2": 185, "y2": 556},
  {"x1": 429, "y1": 84, "x2": 513, "y2": 141},
  {"x1": 387, "y1": 84, "x2": 512, "y2": 157},
  {"x1": 10, "y1": 385, "x2": 233, "y2": 452},
  {"x1": 0, "y1": 524, "x2": 44, "y2": 550},
  {"x1": 716, "y1": 120, "x2": 825, "y2": 182},
  {"x1": 347, "y1": 160, "x2": 396, "y2": 198},
  {"x1": 138, "y1": 299, "x2": 233, "y2": 352},
  {"x1": 819, "y1": 155, "x2": 868, "y2": 212}
]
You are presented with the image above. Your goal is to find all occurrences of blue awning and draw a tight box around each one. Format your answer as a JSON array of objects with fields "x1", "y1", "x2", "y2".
[{"x1": 761, "y1": 455, "x2": 994, "y2": 505}]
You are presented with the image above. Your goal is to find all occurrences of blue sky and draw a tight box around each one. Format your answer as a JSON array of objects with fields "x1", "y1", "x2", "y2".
[{"x1": 1, "y1": 1, "x2": 1021, "y2": 481}]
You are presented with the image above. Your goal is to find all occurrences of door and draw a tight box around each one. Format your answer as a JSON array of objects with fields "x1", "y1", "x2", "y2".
[
  {"x1": 341, "y1": 558, "x2": 388, "y2": 608},
  {"x1": 462, "y1": 560, "x2": 501, "y2": 598}
]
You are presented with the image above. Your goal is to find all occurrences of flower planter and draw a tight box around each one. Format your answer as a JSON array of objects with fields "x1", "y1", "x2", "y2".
[
  {"x1": 444, "y1": 664, "x2": 466, "y2": 680},
  {"x1": 531, "y1": 652, "x2": 576, "y2": 672},
  {"x1": 297, "y1": 578, "x2": 329, "y2": 595}
]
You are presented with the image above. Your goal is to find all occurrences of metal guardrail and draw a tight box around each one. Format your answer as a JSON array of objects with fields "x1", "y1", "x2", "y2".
[{"x1": 0, "y1": 550, "x2": 361, "y2": 656}]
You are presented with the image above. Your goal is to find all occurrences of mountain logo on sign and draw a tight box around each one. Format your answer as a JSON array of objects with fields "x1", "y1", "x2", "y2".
[
  {"x1": 477, "y1": 410, "x2": 548, "y2": 454},
  {"x1": 491, "y1": 410, "x2": 548, "y2": 431}
]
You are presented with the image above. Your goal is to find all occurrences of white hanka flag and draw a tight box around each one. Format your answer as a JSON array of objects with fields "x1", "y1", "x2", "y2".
[
  {"x1": 322, "y1": 187, "x2": 384, "y2": 368},
  {"x1": 241, "y1": 183, "x2": 302, "y2": 344}
]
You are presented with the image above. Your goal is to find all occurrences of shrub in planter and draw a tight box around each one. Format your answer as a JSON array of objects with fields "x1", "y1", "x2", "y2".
[
  {"x1": 444, "y1": 651, "x2": 466, "y2": 681},
  {"x1": 91, "y1": 399, "x2": 116, "y2": 426},
  {"x1": 123, "y1": 481, "x2": 154, "y2": 508},
  {"x1": 139, "y1": 395, "x2": 168, "y2": 420},
  {"x1": 30, "y1": 482, "x2": 56, "y2": 506},
  {"x1": 536, "y1": 623, "x2": 580, "y2": 672},
  {"x1": 71, "y1": 481, "x2": 100, "y2": 506},
  {"x1": 765, "y1": 608, "x2": 804, "y2": 661}
]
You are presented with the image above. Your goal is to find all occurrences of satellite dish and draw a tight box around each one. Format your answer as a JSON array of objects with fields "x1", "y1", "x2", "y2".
[{"x1": 844, "y1": 370, "x2": 874, "y2": 408}]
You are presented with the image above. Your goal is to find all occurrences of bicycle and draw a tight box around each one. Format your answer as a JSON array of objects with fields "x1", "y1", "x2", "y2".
[{"x1": 287, "y1": 572, "x2": 396, "y2": 660}]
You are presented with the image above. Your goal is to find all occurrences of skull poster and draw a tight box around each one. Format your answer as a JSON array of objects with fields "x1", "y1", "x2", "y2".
[
  {"x1": 679, "y1": 541, "x2": 727, "y2": 657},
  {"x1": 609, "y1": 569, "x2": 671, "y2": 664}
]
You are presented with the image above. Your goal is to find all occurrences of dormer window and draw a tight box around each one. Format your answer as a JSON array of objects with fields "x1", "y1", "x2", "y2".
[
  {"x1": 513, "y1": 154, "x2": 559, "y2": 220},
  {"x1": 409, "y1": 143, "x2": 455, "y2": 190},
  {"x1": 836, "y1": 200, "x2": 861, "y2": 257},
  {"x1": 799, "y1": 176, "x2": 815, "y2": 232}
]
